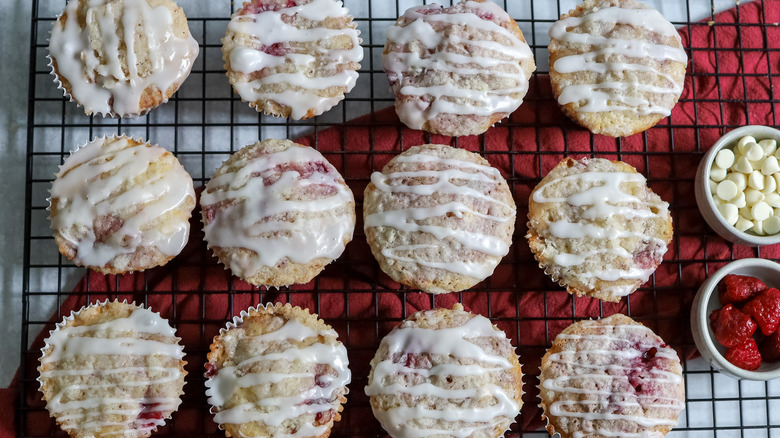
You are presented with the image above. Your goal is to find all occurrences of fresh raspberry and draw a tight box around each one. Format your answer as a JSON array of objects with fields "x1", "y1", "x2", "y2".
[
  {"x1": 718, "y1": 274, "x2": 768, "y2": 305},
  {"x1": 709, "y1": 304, "x2": 758, "y2": 348},
  {"x1": 760, "y1": 330, "x2": 780, "y2": 363},
  {"x1": 724, "y1": 338, "x2": 762, "y2": 371},
  {"x1": 742, "y1": 288, "x2": 780, "y2": 335}
]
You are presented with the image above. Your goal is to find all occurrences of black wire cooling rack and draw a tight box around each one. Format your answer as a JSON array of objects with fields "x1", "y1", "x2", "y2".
[{"x1": 19, "y1": 0, "x2": 780, "y2": 437}]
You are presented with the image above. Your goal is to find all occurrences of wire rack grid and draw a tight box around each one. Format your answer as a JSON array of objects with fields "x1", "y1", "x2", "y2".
[{"x1": 19, "y1": 0, "x2": 780, "y2": 437}]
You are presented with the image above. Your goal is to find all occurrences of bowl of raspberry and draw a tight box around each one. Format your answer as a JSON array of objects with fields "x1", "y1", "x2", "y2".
[{"x1": 691, "y1": 258, "x2": 780, "y2": 380}]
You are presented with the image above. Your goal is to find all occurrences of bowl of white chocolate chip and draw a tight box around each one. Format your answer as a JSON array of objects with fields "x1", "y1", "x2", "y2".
[{"x1": 696, "y1": 125, "x2": 780, "y2": 246}]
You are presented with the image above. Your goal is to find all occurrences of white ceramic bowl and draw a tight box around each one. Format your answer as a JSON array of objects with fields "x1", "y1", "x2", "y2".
[
  {"x1": 695, "y1": 125, "x2": 780, "y2": 246},
  {"x1": 691, "y1": 258, "x2": 780, "y2": 380}
]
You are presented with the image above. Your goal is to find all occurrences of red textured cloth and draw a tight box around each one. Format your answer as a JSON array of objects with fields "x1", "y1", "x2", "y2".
[{"x1": 9, "y1": 1, "x2": 780, "y2": 437}]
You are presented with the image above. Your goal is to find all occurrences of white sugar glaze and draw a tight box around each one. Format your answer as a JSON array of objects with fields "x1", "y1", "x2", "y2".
[
  {"x1": 205, "y1": 316, "x2": 350, "y2": 438},
  {"x1": 532, "y1": 166, "x2": 669, "y2": 296},
  {"x1": 365, "y1": 152, "x2": 514, "y2": 279},
  {"x1": 365, "y1": 313, "x2": 520, "y2": 438},
  {"x1": 383, "y1": 1, "x2": 533, "y2": 130},
  {"x1": 48, "y1": 0, "x2": 199, "y2": 116},
  {"x1": 200, "y1": 145, "x2": 354, "y2": 282},
  {"x1": 49, "y1": 136, "x2": 195, "y2": 269},
  {"x1": 40, "y1": 306, "x2": 184, "y2": 436},
  {"x1": 542, "y1": 324, "x2": 684, "y2": 437},
  {"x1": 549, "y1": 6, "x2": 687, "y2": 116},
  {"x1": 226, "y1": 0, "x2": 362, "y2": 119}
]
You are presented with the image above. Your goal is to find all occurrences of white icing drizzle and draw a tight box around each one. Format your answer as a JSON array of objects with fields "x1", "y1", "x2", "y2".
[
  {"x1": 49, "y1": 136, "x2": 195, "y2": 268},
  {"x1": 364, "y1": 313, "x2": 520, "y2": 438},
  {"x1": 382, "y1": 0, "x2": 533, "y2": 129},
  {"x1": 205, "y1": 315, "x2": 350, "y2": 438},
  {"x1": 226, "y1": 0, "x2": 362, "y2": 119},
  {"x1": 365, "y1": 151, "x2": 514, "y2": 279},
  {"x1": 200, "y1": 145, "x2": 354, "y2": 280},
  {"x1": 532, "y1": 165, "x2": 669, "y2": 296},
  {"x1": 48, "y1": 0, "x2": 199, "y2": 116},
  {"x1": 39, "y1": 306, "x2": 184, "y2": 436},
  {"x1": 548, "y1": 6, "x2": 687, "y2": 116},
  {"x1": 542, "y1": 324, "x2": 684, "y2": 437}
]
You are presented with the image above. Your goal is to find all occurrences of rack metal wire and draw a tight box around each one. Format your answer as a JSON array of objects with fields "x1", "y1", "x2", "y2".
[{"x1": 19, "y1": 0, "x2": 780, "y2": 437}]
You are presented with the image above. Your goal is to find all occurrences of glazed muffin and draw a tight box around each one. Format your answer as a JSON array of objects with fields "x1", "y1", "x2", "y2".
[
  {"x1": 49, "y1": 136, "x2": 196, "y2": 274},
  {"x1": 365, "y1": 303, "x2": 523, "y2": 438},
  {"x1": 539, "y1": 314, "x2": 685, "y2": 438},
  {"x1": 548, "y1": 0, "x2": 687, "y2": 137},
  {"x1": 38, "y1": 300, "x2": 186, "y2": 438},
  {"x1": 200, "y1": 139, "x2": 356, "y2": 287},
  {"x1": 48, "y1": 0, "x2": 200, "y2": 117},
  {"x1": 363, "y1": 144, "x2": 516, "y2": 294},
  {"x1": 205, "y1": 303, "x2": 350, "y2": 438},
  {"x1": 222, "y1": 0, "x2": 362, "y2": 119},
  {"x1": 382, "y1": 0, "x2": 535, "y2": 137},
  {"x1": 527, "y1": 157, "x2": 672, "y2": 302}
]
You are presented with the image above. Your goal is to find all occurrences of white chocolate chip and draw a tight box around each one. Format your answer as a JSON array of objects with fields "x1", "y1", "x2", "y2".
[
  {"x1": 748, "y1": 171, "x2": 766, "y2": 190},
  {"x1": 715, "y1": 149, "x2": 735, "y2": 169},
  {"x1": 745, "y1": 188, "x2": 765, "y2": 206},
  {"x1": 752, "y1": 201, "x2": 773, "y2": 221},
  {"x1": 753, "y1": 219, "x2": 766, "y2": 235},
  {"x1": 727, "y1": 172, "x2": 747, "y2": 191},
  {"x1": 764, "y1": 175, "x2": 778, "y2": 194},
  {"x1": 764, "y1": 215, "x2": 780, "y2": 235},
  {"x1": 737, "y1": 136, "x2": 757, "y2": 154},
  {"x1": 717, "y1": 180, "x2": 740, "y2": 201},
  {"x1": 741, "y1": 206, "x2": 754, "y2": 220},
  {"x1": 766, "y1": 192, "x2": 780, "y2": 208},
  {"x1": 747, "y1": 142, "x2": 765, "y2": 161},
  {"x1": 733, "y1": 156, "x2": 754, "y2": 174},
  {"x1": 710, "y1": 167, "x2": 727, "y2": 182},
  {"x1": 735, "y1": 216, "x2": 753, "y2": 232},
  {"x1": 718, "y1": 203, "x2": 739, "y2": 226},
  {"x1": 709, "y1": 179, "x2": 718, "y2": 194},
  {"x1": 761, "y1": 139, "x2": 777, "y2": 156},
  {"x1": 763, "y1": 156, "x2": 780, "y2": 175},
  {"x1": 733, "y1": 191, "x2": 747, "y2": 208}
]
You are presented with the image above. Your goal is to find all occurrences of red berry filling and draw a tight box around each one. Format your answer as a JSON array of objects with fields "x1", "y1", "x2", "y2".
[
  {"x1": 204, "y1": 362, "x2": 219, "y2": 378},
  {"x1": 137, "y1": 403, "x2": 163, "y2": 428},
  {"x1": 241, "y1": 0, "x2": 297, "y2": 14}
]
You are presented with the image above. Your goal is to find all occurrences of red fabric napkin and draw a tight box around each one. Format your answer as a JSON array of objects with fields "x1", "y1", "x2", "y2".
[{"x1": 9, "y1": 1, "x2": 780, "y2": 437}]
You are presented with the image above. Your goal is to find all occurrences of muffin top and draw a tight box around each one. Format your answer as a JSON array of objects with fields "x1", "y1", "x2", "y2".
[
  {"x1": 527, "y1": 157, "x2": 672, "y2": 302},
  {"x1": 363, "y1": 144, "x2": 516, "y2": 294},
  {"x1": 205, "y1": 303, "x2": 350, "y2": 438},
  {"x1": 38, "y1": 301, "x2": 186, "y2": 438},
  {"x1": 222, "y1": 0, "x2": 362, "y2": 119},
  {"x1": 200, "y1": 139, "x2": 355, "y2": 286},
  {"x1": 383, "y1": 0, "x2": 535, "y2": 136},
  {"x1": 548, "y1": 0, "x2": 687, "y2": 137},
  {"x1": 539, "y1": 314, "x2": 685, "y2": 438},
  {"x1": 48, "y1": 0, "x2": 200, "y2": 117},
  {"x1": 365, "y1": 304, "x2": 523, "y2": 438},
  {"x1": 49, "y1": 136, "x2": 196, "y2": 274}
]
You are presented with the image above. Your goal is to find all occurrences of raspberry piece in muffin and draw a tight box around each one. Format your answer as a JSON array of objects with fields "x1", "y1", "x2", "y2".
[
  {"x1": 222, "y1": 0, "x2": 362, "y2": 119},
  {"x1": 539, "y1": 314, "x2": 685, "y2": 438},
  {"x1": 383, "y1": 0, "x2": 535, "y2": 136}
]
